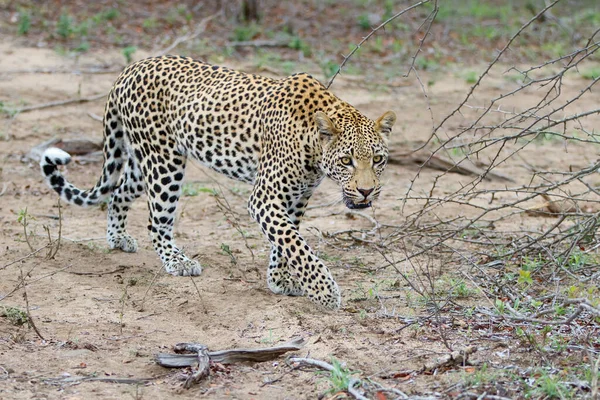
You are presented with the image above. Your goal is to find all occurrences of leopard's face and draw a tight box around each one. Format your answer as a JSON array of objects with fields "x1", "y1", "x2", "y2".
[{"x1": 316, "y1": 110, "x2": 396, "y2": 210}]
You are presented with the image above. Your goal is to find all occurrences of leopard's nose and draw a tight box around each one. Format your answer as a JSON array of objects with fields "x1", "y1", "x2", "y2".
[{"x1": 357, "y1": 188, "x2": 373, "y2": 199}]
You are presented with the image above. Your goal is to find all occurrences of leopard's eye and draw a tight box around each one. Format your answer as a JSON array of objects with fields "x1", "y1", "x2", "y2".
[
  {"x1": 373, "y1": 155, "x2": 383, "y2": 164},
  {"x1": 340, "y1": 156, "x2": 352, "y2": 166}
]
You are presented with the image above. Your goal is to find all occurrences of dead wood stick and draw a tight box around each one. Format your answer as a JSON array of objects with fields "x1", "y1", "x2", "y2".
[
  {"x1": 184, "y1": 347, "x2": 210, "y2": 389},
  {"x1": 16, "y1": 93, "x2": 106, "y2": 114},
  {"x1": 67, "y1": 265, "x2": 129, "y2": 276},
  {"x1": 155, "y1": 12, "x2": 220, "y2": 56},
  {"x1": 3, "y1": 66, "x2": 122, "y2": 75},
  {"x1": 45, "y1": 375, "x2": 162, "y2": 385},
  {"x1": 227, "y1": 39, "x2": 289, "y2": 47},
  {"x1": 389, "y1": 150, "x2": 514, "y2": 182},
  {"x1": 348, "y1": 378, "x2": 369, "y2": 400},
  {"x1": 288, "y1": 356, "x2": 335, "y2": 371},
  {"x1": 19, "y1": 267, "x2": 45, "y2": 340},
  {"x1": 155, "y1": 337, "x2": 305, "y2": 368},
  {"x1": 87, "y1": 112, "x2": 103, "y2": 121},
  {"x1": 421, "y1": 346, "x2": 477, "y2": 372}
]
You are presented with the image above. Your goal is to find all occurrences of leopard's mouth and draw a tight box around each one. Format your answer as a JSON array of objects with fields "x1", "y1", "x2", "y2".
[{"x1": 343, "y1": 196, "x2": 372, "y2": 210}]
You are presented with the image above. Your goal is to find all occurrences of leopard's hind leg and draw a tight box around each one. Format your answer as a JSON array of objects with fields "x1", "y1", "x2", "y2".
[
  {"x1": 134, "y1": 148, "x2": 202, "y2": 276},
  {"x1": 106, "y1": 156, "x2": 145, "y2": 253}
]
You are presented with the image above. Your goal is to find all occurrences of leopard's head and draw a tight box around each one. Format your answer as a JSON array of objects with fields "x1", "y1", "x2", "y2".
[{"x1": 316, "y1": 109, "x2": 396, "y2": 210}]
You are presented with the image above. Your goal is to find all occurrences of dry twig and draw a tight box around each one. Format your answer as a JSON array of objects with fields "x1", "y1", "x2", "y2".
[{"x1": 15, "y1": 93, "x2": 106, "y2": 114}]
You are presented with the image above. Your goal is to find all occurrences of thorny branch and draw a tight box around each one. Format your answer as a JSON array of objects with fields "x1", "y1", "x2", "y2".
[
  {"x1": 320, "y1": 0, "x2": 600, "y2": 344},
  {"x1": 326, "y1": 0, "x2": 436, "y2": 89}
]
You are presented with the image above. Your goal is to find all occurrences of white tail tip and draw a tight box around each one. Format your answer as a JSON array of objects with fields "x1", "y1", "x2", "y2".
[{"x1": 42, "y1": 147, "x2": 72, "y2": 165}]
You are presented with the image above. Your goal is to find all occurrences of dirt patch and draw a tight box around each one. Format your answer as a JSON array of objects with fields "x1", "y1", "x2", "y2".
[{"x1": 1, "y1": 39, "x2": 599, "y2": 400}]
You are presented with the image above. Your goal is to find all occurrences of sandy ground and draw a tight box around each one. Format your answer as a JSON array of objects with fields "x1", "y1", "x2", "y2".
[{"x1": 1, "y1": 42, "x2": 599, "y2": 399}]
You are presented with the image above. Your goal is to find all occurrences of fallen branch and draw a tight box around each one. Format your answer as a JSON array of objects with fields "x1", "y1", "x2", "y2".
[
  {"x1": 0, "y1": 244, "x2": 53, "y2": 271},
  {"x1": 3, "y1": 66, "x2": 122, "y2": 75},
  {"x1": 155, "y1": 12, "x2": 221, "y2": 56},
  {"x1": 227, "y1": 39, "x2": 288, "y2": 48},
  {"x1": 15, "y1": 93, "x2": 106, "y2": 114},
  {"x1": 66, "y1": 265, "x2": 130, "y2": 276},
  {"x1": 388, "y1": 148, "x2": 514, "y2": 182},
  {"x1": 157, "y1": 338, "x2": 304, "y2": 367},
  {"x1": 156, "y1": 338, "x2": 304, "y2": 387},
  {"x1": 19, "y1": 267, "x2": 45, "y2": 341},
  {"x1": 44, "y1": 375, "x2": 162, "y2": 385},
  {"x1": 421, "y1": 346, "x2": 477, "y2": 373}
]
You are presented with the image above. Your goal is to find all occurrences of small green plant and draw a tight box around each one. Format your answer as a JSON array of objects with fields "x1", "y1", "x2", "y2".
[
  {"x1": 566, "y1": 249, "x2": 593, "y2": 270},
  {"x1": 74, "y1": 41, "x2": 90, "y2": 53},
  {"x1": 463, "y1": 70, "x2": 478, "y2": 84},
  {"x1": 17, "y1": 208, "x2": 35, "y2": 251},
  {"x1": 451, "y1": 279, "x2": 472, "y2": 298},
  {"x1": 18, "y1": 9, "x2": 31, "y2": 35},
  {"x1": 553, "y1": 304, "x2": 567, "y2": 316},
  {"x1": 515, "y1": 326, "x2": 539, "y2": 350},
  {"x1": 56, "y1": 13, "x2": 75, "y2": 39},
  {"x1": 181, "y1": 183, "x2": 217, "y2": 197},
  {"x1": 1, "y1": 306, "x2": 28, "y2": 326},
  {"x1": 320, "y1": 59, "x2": 339, "y2": 80},
  {"x1": 494, "y1": 298, "x2": 506, "y2": 314},
  {"x1": 533, "y1": 130, "x2": 562, "y2": 144},
  {"x1": 464, "y1": 306, "x2": 475, "y2": 318},
  {"x1": 142, "y1": 17, "x2": 158, "y2": 30},
  {"x1": 166, "y1": 5, "x2": 192, "y2": 24},
  {"x1": 74, "y1": 19, "x2": 91, "y2": 37},
  {"x1": 320, "y1": 358, "x2": 358, "y2": 395},
  {"x1": 220, "y1": 243, "x2": 237, "y2": 265},
  {"x1": 122, "y1": 46, "x2": 137, "y2": 64},
  {"x1": 521, "y1": 254, "x2": 543, "y2": 271},
  {"x1": 358, "y1": 309, "x2": 367, "y2": 319},
  {"x1": 350, "y1": 281, "x2": 382, "y2": 301},
  {"x1": 532, "y1": 370, "x2": 570, "y2": 399},
  {"x1": 319, "y1": 252, "x2": 340, "y2": 262},
  {"x1": 281, "y1": 61, "x2": 297, "y2": 76},
  {"x1": 581, "y1": 67, "x2": 600, "y2": 80},
  {"x1": 0, "y1": 101, "x2": 17, "y2": 118},
  {"x1": 464, "y1": 363, "x2": 494, "y2": 387},
  {"x1": 448, "y1": 145, "x2": 468, "y2": 158},
  {"x1": 288, "y1": 36, "x2": 311, "y2": 57},
  {"x1": 415, "y1": 56, "x2": 439, "y2": 71},
  {"x1": 517, "y1": 269, "x2": 533, "y2": 286},
  {"x1": 260, "y1": 329, "x2": 279, "y2": 345},
  {"x1": 232, "y1": 23, "x2": 260, "y2": 42},
  {"x1": 548, "y1": 335, "x2": 567, "y2": 353},
  {"x1": 93, "y1": 8, "x2": 119, "y2": 23},
  {"x1": 357, "y1": 14, "x2": 371, "y2": 29},
  {"x1": 371, "y1": 36, "x2": 385, "y2": 54}
]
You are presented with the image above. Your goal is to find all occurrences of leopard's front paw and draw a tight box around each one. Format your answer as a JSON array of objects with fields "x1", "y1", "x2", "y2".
[
  {"x1": 164, "y1": 255, "x2": 202, "y2": 276},
  {"x1": 108, "y1": 233, "x2": 138, "y2": 253},
  {"x1": 267, "y1": 275, "x2": 304, "y2": 296}
]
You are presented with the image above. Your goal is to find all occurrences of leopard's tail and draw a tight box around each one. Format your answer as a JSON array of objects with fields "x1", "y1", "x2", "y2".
[{"x1": 40, "y1": 102, "x2": 126, "y2": 207}]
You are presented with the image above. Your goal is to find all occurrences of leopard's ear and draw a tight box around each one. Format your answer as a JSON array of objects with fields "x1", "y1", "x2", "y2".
[
  {"x1": 314, "y1": 111, "x2": 338, "y2": 143},
  {"x1": 376, "y1": 111, "x2": 396, "y2": 137}
]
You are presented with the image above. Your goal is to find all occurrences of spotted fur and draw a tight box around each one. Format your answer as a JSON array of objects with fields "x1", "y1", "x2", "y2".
[{"x1": 40, "y1": 55, "x2": 396, "y2": 309}]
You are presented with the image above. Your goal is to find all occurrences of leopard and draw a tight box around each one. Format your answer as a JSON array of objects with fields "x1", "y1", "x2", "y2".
[{"x1": 40, "y1": 55, "x2": 396, "y2": 309}]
